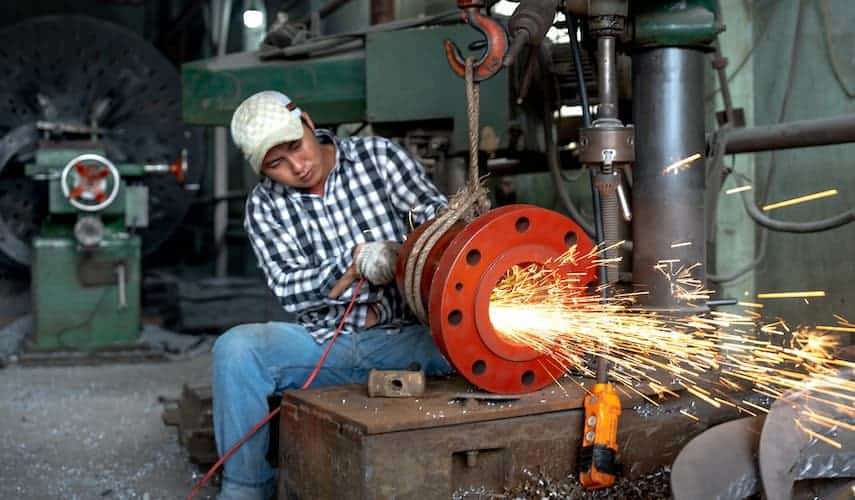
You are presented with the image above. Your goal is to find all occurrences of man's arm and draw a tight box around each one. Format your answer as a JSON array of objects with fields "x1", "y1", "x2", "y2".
[
  {"x1": 245, "y1": 192, "x2": 380, "y2": 324},
  {"x1": 373, "y1": 138, "x2": 448, "y2": 226}
]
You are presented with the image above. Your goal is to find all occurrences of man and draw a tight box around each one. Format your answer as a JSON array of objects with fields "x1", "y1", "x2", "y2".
[{"x1": 213, "y1": 91, "x2": 452, "y2": 500}]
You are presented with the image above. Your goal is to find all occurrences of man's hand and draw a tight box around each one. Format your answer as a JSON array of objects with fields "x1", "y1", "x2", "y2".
[
  {"x1": 354, "y1": 241, "x2": 400, "y2": 285},
  {"x1": 329, "y1": 264, "x2": 359, "y2": 299},
  {"x1": 328, "y1": 241, "x2": 400, "y2": 299}
]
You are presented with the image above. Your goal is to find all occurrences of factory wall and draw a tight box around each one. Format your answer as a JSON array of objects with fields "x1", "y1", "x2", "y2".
[{"x1": 750, "y1": 0, "x2": 854, "y2": 327}]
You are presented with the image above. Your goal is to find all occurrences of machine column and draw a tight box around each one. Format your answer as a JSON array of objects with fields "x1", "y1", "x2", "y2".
[{"x1": 631, "y1": 48, "x2": 707, "y2": 312}]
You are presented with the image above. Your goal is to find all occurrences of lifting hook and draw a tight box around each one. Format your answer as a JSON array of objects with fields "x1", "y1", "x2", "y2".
[{"x1": 443, "y1": 1, "x2": 508, "y2": 82}]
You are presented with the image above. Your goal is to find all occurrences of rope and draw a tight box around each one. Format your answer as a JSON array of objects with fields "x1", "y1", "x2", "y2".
[
  {"x1": 402, "y1": 57, "x2": 490, "y2": 323},
  {"x1": 466, "y1": 56, "x2": 481, "y2": 186}
]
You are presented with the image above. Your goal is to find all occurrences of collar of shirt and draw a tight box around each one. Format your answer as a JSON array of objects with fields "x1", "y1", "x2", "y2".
[{"x1": 259, "y1": 128, "x2": 358, "y2": 198}]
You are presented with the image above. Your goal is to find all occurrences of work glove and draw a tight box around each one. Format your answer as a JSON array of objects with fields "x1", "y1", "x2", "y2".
[{"x1": 355, "y1": 241, "x2": 400, "y2": 285}]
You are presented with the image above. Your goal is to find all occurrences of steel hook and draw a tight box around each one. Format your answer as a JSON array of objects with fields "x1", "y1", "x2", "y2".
[{"x1": 443, "y1": 7, "x2": 509, "y2": 82}]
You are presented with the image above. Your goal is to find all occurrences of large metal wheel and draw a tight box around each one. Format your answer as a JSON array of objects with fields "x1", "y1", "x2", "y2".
[{"x1": 0, "y1": 15, "x2": 204, "y2": 269}]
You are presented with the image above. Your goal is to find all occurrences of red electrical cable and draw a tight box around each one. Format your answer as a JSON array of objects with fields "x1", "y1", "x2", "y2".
[{"x1": 187, "y1": 279, "x2": 366, "y2": 500}]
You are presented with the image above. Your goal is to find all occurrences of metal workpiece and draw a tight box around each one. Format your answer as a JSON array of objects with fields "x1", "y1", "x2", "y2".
[
  {"x1": 722, "y1": 113, "x2": 855, "y2": 154},
  {"x1": 367, "y1": 369, "x2": 426, "y2": 398},
  {"x1": 759, "y1": 385, "x2": 855, "y2": 500},
  {"x1": 671, "y1": 417, "x2": 764, "y2": 500},
  {"x1": 396, "y1": 205, "x2": 596, "y2": 394},
  {"x1": 632, "y1": 48, "x2": 707, "y2": 312}
]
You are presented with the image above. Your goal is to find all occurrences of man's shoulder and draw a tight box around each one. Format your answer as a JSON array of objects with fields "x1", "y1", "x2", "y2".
[
  {"x1": 246, "y1": 179, "x2": 272, "y2": 206},
  {"x1": 245, "y1": 179, "x2": 287, "y2": 216},
  {"x1": 338, "y1": 135, "x2": 396, "y2": 158}
]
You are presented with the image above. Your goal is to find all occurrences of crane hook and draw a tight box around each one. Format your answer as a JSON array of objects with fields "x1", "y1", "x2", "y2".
[{"x1": 443, "y1": 2, "x2": 509, "y2": 82}]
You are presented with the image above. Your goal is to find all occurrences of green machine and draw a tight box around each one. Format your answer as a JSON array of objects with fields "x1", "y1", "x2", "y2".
[
  {"x1": 0, "y1": 16, "x2": 203, "y2": 352},
  {"x1": 26, "y1": 143, "x2": 186, "y2": 351}
]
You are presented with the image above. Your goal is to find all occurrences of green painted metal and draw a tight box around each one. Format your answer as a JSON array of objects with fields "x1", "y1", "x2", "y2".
[
  {"x1": 366, "y1": 26, "x2": 511, "y2": 153},
  {"x1": 26, "y1": 145, "x2": 146, "y2": 351},
  {"x1": 181, "y1": 25, "x2": 513, "y2": 154},
  {"x1": 182, "y1": 50, "x2": 366, "y2": 126},
  {"x1": 28, "y1": 148, "x2": 141, "y2": 216},
  {"x1": 709, "y1": 0, "x2": 757, "y2": 306},
  {"x1": 47, "y1": 179, "x2": 127, "y2": 216},
  {"x1": 31, "y1": 235, "x2": 141, "y2": 351},
  {"x1": 633, "y1": 0, "x2": 719, "y2": 47},
  {"x1": 750, "y1": 0, "x2": 855, "y2": 325}
]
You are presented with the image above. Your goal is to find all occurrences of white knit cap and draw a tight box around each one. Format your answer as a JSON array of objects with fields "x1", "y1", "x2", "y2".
[{"x1": 230, "y1": 91, "x2": 304, "y2": 174}]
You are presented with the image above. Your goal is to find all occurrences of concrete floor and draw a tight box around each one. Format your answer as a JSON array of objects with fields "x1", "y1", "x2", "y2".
[{"x1": 0, "y1": 353, "x2": 218, "y2": 499}]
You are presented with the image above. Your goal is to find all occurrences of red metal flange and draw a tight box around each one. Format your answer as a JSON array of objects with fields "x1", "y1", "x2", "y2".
[{"x1": 399, "y1": 204, "x2": 596, "y2": 394}]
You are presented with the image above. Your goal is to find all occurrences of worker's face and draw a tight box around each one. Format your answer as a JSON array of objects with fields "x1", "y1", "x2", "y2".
[{"x1": 260, "y1": 116, "x2": 327, "y2": 192}]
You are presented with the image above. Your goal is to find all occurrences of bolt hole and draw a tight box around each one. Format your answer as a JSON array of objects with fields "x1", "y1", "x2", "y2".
[
  {"x1": 455, "y1": 282, "x2": 463, "y2": 291},
  {"x1": 466, "y1": 249, "x2": 481, "y2": 266},
  {"x1": 515, "y1": 217, "x2": 530, "y2": 233},
  {"x1": 472, "y1": 360, "x2": 487, "y2": 375},
  {"x1": 448, "y1": 310, "x2": 463, "y2": 325},
  {"x1": 565, "y1": 231, "x2": 578, "y2": 247},
  {"x1": 391, "y1": 379, "x2": 403, "y2": 389},
  {"x1": 521, "y1": 371, "x2": 535, "y2": 385}
]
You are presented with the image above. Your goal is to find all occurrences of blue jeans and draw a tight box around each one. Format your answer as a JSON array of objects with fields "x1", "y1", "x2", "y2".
[{"x1": 212, "y1": 322, "x2": 452, "y2": 499}]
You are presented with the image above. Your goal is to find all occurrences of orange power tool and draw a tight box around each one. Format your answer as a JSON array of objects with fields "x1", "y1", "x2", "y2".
[{"x1": 579, "y1": 381, "x2": 622, "y2": 488}]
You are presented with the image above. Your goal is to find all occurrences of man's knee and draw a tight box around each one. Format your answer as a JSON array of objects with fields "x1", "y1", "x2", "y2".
[{"x1": 213, "y1": 323, "x2": 266, "y2": 369}]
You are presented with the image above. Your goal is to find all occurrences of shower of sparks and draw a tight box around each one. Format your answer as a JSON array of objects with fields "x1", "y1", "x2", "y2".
[
  {"x1": 488, "y1": 244, "x2": 854, "y2": 446},
  {"x1": 653, "y1": 259, "x2": 714, "y2": 303},
  {"x1": 726, "y1": 185, "x2": 753, "y2": 195},
  {"x1": 762, "y1": 189, "x2": 839, "y2": 212},
  {"x1": 662, "y1": 153, "x2": 703, "y2": 175},
  {"x1": 757, "y1": 291, "x2": 826, "y2": 299},
  {"x1": 670, "y1": 241, "x2": 692, "y2": 248},
  {"x1": 738, "y1": 301, "x2": 764, "y2": 309},
  {"x1": 817, "y1": 315, "x2": 855, "y2": 333}
]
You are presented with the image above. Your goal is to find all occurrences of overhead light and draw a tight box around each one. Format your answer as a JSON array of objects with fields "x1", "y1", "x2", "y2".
[{"x1": 243, "y1": 9, "x2": 264, "y2": 29}]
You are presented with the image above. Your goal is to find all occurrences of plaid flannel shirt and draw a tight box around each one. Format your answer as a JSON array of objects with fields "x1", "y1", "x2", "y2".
[{"x1": 245, "y1": 129, "x2": 447, "y2": 343}]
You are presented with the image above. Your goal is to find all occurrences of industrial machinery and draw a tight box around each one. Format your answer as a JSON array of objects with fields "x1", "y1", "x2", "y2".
[
  {"x1": 0, "y1": 16, "x2": 203, "y2": 351},
  {"x1": 179, "y1": 0, "x2": 855, "y2": 497}
]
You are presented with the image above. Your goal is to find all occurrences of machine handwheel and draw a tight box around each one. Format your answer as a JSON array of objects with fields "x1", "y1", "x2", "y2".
[{"x1": 60, "y1": 153, "x2": 121, "y2": 212}]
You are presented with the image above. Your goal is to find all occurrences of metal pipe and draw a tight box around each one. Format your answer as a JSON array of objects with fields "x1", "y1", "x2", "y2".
[
  {"x1": 723, "y1": 114, "x2": 855, "y2": 154},
  {"x1": 566, "y1": 13, "x2": 591, "y2": 127},
  {"x1": 632, "y1": 48, "x2": 707, "y2": 312},
  {"x1": 214, "y1": 0, "x2": 233, "y2": 277},
  {"x1": 597, "y1": 37, "x2": 618, "y2": 119},
  {"x1": 712, "y1": 39, "x2": 736, "y2": 126}
]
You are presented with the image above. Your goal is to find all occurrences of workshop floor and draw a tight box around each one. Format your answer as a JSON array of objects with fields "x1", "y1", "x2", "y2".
[{"x1": 0, "y1": 353, "x2": 217, "y2": 499}]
